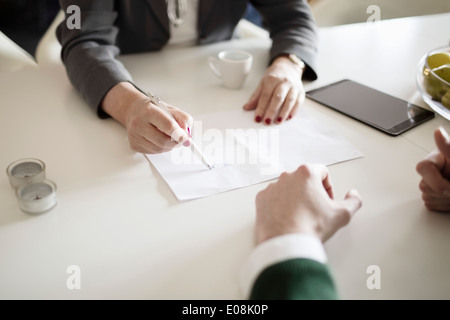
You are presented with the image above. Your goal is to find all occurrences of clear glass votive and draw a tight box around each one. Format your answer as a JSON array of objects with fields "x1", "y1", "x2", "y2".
[
  {"x1": 16, "y1": 179, "x2": 57, "y2": 214},
  {"x1": 6, "y1": 158, "x2": 46, "y2": 188}
]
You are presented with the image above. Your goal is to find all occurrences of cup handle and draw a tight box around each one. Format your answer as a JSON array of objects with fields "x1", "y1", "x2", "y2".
[{"x1": 208, "y1": 57, "x2": 221, "y2": 78}]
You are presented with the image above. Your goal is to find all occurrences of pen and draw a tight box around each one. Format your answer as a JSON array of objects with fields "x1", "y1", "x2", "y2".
[{"x1": 146, "y1": 92, "x2": 214, "y2": 170}]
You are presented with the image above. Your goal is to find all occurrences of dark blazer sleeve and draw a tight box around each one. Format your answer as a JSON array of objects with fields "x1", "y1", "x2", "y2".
[
  {"x1": 251, "y1": 0, "x2": 319, "y2": 80},
  {"x1": 56, "y1": 0, "x2": 318, "y2": 118},
  {"x1": 56, "y1": 0, "x2": 133, "y2": 118},
  {"x1": 249, "y1": 258, "x2": 339, "y2": 300}
]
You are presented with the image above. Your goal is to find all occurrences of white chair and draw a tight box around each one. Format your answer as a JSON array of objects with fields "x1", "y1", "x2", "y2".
[
  {"x1": 35, "y1": 10, "x2": 64, "y2": 67},
  {"x1": 0, "y1": 31, "x2": 37, "y2": 72}
]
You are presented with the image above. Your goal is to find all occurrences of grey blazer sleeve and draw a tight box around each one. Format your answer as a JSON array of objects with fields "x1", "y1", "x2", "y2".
[
  {"x1": 56, "y1": 0, "x2": 133, "y2": 118},
  {"x1": 56, "y1": 0, "x2": 318, "y2": 118},
  {"x1": 251, "y1": 0, "x2": 318, "y2": 80}
]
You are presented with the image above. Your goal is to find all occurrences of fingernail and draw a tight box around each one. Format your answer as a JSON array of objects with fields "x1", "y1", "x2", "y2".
[
  {"x1": 265, "y1": 118, "x2": 271, "y2": 125},
  {"x1": 255, "y1": 116, "x2": 262, "y2": 123},
  {"x1": 288, "y1": 115, "x2": 292, "y2": 120},
  {"x1": 276, "y1": 117, "x2": 282, "y2": 123},
  {"x1": 183, "y1": 140, "x2": 191, "y2": 147}
]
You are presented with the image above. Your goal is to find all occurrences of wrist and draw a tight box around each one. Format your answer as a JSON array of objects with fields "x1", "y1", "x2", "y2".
[
  {"x1": 273, "y1": 53, "x2": 305, "y2": 75},
  {"x1": 256, "y1": 228, "x2": 319, "y2": 246},
  {"x1": 101, "y1": 82, "x2": 147, "y2": 126}
]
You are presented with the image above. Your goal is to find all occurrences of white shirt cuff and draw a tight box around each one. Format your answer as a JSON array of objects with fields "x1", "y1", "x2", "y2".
[{"x1": 239, "y1": 233, "x2": 327, "y2": 299}]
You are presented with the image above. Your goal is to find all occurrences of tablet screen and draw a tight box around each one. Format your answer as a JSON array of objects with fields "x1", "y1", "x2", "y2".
[{"x1": 306, "y1": 79, "x2": 435, "y2": 135}]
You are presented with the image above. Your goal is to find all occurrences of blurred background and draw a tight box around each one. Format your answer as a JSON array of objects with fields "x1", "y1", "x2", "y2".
[
  {"x1": 0, "y1": 0, "x2": 449, "y2": 58},
  {"x1": 0, "y1": 0, "x2": 59, "y2": 56},
  {"x1": 309, "y1": 0, "x2": 450, "y2": 27}
]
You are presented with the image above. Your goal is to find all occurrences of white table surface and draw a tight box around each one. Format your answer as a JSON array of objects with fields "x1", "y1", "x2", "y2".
[{"x1": 1, "y1": 13, "x2": 450, "y2": 300}]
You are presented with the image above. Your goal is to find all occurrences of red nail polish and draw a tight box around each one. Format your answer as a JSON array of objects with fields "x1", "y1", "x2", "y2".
[
  {"x1": 265, "y1": 118, "x2": 271, "y2": 125},
  {"x1": 288, "y1": 115, "x2": 292, "y2": 120},
  {"x1": 277, "y1": 117, "x2": 282, "y2": 123},
  {"x1": 255, "y1": 116, "x2": 262, "y2": 123}
]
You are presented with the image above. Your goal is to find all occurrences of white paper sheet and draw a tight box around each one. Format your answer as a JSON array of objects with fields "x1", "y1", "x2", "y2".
[{"x1": 146, "y1": 109, "x2": 363, "y2": 201}]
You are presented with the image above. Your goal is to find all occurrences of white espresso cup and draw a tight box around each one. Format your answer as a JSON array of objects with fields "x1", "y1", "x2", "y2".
[{"x1": 208, "y1": 50, "x2": 253, "y2": 89}]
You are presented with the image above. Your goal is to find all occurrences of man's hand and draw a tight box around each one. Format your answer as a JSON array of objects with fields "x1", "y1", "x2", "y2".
[
  {"x1": 416, "y1": 127, "x2": 450, "y2": 212},
  {"x1": 255, "y1": 164, "x2": 362, "y2": 244}
]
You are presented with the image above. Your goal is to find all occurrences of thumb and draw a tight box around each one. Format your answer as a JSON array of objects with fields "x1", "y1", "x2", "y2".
[
  {"x1": 435, "y1": 127, "x2": 450, "y2": 161},
  {"x1": 243, "y1": 84, "x2": 261, "y2": 111},
  {"x1": 322, "y1": 189, "x2": 362, "y2": 243},
  {"x1": 243, "y1": 96, "x2": 258, "y2": 111},
  {"x1": 341, "y1": 189, "x2": 363, "y2": 218}
]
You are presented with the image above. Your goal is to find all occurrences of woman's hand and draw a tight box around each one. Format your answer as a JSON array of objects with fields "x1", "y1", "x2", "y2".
[
  {"x1": 102, "y1": 82, "x2": 192, "y2": 154},
  {"x1": 243, "y1": 55, "x2": 305, "y2": 125}
]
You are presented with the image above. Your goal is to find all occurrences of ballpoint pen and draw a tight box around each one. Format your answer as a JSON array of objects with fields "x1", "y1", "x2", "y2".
[{"x1": 146, "y1": 92, "x2": 214, "y2": 170}]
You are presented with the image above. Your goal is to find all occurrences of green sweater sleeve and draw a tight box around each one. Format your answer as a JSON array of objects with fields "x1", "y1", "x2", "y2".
[{"x1": 249, "y1": 258, "x2": 339, "y2": 300}]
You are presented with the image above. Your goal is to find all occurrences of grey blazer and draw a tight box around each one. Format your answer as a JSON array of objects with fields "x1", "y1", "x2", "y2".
[{"x1": 56, "y1": 0, "x2": 318, "y2": 117}]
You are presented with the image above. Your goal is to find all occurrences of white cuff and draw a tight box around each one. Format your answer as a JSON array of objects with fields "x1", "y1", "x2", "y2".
[{"x1": 239, "y1": 233, "x2": 327, "y2": 299}]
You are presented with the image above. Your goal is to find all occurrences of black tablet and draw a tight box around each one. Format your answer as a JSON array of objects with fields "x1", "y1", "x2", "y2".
[{"x1": 306, "y1": 79, "x2": 435, "y2": 136}]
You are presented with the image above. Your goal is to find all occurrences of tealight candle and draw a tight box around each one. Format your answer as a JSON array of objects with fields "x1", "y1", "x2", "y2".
[
  {"x1": 16, "y1": 179, "x2": 57, "y2": 214},
  {"x1": 6, "y1": 158, "x2": 46, "y2": 188}
]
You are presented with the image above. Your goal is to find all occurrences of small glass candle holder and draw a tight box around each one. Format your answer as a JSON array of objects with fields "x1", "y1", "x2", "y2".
[
  {"x1": 6, "y1": 158, "x2": 46, "y2": 188},
  {"x1": 16, "y1": 179, "x2": 57, "y2": 214}
]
